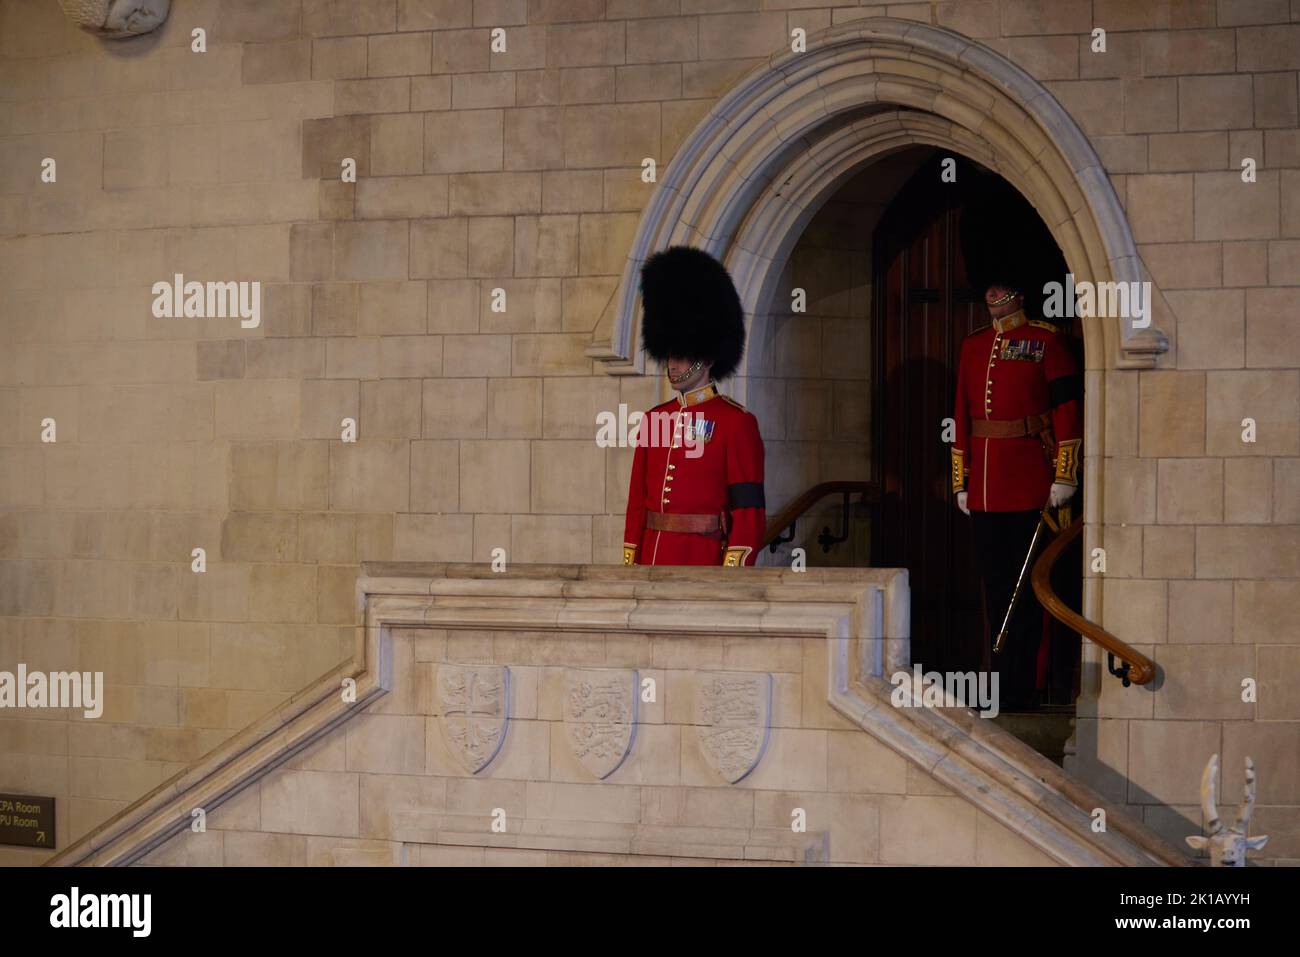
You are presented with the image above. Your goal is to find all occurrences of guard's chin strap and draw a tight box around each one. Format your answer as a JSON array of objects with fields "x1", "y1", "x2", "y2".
[{"x1": 668, "y1": 360, "x2": 703, "y2": 385}]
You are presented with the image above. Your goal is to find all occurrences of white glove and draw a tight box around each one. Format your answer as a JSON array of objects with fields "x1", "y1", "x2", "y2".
[
  {"x1": 956, "y1": 491, "x2": 969, "y2": 515},
  {"x1": 1049, "y1": 482, "x2": 1076, "y2": 507}
]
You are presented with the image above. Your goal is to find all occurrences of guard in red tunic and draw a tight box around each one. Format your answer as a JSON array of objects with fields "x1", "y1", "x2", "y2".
[
  {"x1": 622, "y1": 246, "x2": 765, "y2": 567},
  {"x1": 954, "y1": 186, "x2": 1084, "y2": 708}
]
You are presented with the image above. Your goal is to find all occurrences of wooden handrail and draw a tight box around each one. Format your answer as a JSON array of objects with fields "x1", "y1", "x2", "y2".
[
  {"x1": 762, "y1": 481, "x2": 879, "y2": 548},
  {"x1": 1031, "y1": 516, "x2": 1155, "y2": 685}
]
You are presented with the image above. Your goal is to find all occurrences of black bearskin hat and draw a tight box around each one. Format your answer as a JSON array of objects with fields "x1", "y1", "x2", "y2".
[
  {"x1": 639, "y1": 245, "x2": 746, "y2": 381},
  {"x1": 959, "y1": 177, "x2": 1067, "y2": 320}
]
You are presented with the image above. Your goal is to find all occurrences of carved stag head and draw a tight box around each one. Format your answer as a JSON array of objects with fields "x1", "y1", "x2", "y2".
[
  {"x1": 1185, "y1": 753, "x2": 1269, "y2": 866},
  {"x1": 59, "y1": 0, "x2": 171, "y2": 38}
]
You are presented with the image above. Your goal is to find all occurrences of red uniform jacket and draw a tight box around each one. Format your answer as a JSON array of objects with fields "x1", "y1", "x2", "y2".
[
  {"x1": 952, "y1": 311, "x2": 1082, "y2": 512},
  {"x1": 623, "y1": 382, "x2": 766, "y2": 567}
]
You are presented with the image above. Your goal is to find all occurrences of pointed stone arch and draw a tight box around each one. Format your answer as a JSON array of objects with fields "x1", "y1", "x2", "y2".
[{"x1": 589, "y1": 17, "x2": 1167, "y2": 380}]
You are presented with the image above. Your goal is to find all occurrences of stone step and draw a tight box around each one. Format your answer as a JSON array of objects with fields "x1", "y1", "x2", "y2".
[{"x1": 990, "y1": 709, "x2": 1076, "y2": 766}]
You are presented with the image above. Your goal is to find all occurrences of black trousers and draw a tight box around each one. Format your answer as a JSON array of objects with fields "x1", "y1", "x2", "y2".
[{"x1": 970, "y1": 509, "x2": 1043, "y2": 709}]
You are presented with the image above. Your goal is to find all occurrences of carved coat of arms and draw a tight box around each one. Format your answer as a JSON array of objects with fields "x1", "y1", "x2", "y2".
[
  {"x1": 693, "y1": 671, "x2": 772, "y2": 784},
  {"x1": 437, "y1": 665, "x2": 509, "y2": 774},
  {"x1": 564, "y1": 668, "x2": 637, "y2": 779}
]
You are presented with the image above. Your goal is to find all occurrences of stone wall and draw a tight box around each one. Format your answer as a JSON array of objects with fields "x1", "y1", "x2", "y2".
[{"x1": 1, "y1": 0, "x2": 1299, "y2": 864}]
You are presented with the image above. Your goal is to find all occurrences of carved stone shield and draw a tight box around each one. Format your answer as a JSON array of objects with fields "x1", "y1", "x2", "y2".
[
  {"x1": 437, "y1": 665, "x2": 509, "y2": 774},
  {"x1": 564, "y1": 668, "x2": 638, "y2": 779},
  {"x1": 693, "y1": 671, "x2": 772, "y2": 784}
]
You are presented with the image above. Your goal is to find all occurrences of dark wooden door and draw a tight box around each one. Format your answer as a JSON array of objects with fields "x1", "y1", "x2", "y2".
[{"x1": 872, "y1": 178, "x2": 986, "y2": 675}]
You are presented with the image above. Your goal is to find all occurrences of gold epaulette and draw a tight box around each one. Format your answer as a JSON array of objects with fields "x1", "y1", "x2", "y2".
[
  {"x1": 719, "y1": 394, "x2": 747, "y2": 411},
  {"x1": 1029, "y1": 319, "x2": 1061, "y2": 333}
]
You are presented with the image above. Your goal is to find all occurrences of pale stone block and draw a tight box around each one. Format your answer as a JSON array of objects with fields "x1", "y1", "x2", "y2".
[
  {"x1": 224, "y1": 831, "x2": 308, "y2": 867},
  {"x1": 1142, "y1": 27, "x2": 1235, "y2": 74},
  {"x1": 1197, "y1": 526, "x2": 1300, "y2": 578},
  {"x1": 1101, "y1": 579, "x2": 1168, "y2": 644},
  {"x1": 432, "y1": 27, "x2": 495, "y2": 73},
  {"x1": 399, "y1": 0, "x2": 474, "y2": 31},
  {"x1": 531, "y1": 440, "x2": 604, "y2": 513},
  {"x1": 512, "y1": 334, "x2": 592, "y2": 376},
  {"x1": 245, "y1": 339, "x2": 325, "y2": 380},
  {"x1": 334, "y1": 221, "x2": 410, "y2": 281},
  {"x1": 415, "y1": 844, "x2": 484, "y2": 866},
  {"x1": 562, "y1": 104, "x2": 659, "y2": 168},
  {"x1": 427, "y1": 280, "x2": 480, "y2": 334},
  {"x1": 539, "y1": 377, "x2": 616, "y2": 439},
  {"x1": 578, "y1": 212, "x2": 639, "y2": 275},
  {"x1": 1221, "y1": 720, "x2": 1300, "y2": 808},
  {"x1": 1246, "y1": 288, "x2": 1300, "y2": 368},
  {"x1": 1168, "y1": 580, "x2": 1234, "y2": 645},
  {"x1": 976, "y1": 813, "x2": 1059, "y2": 866},
  {"x1": 1223, "y1": 458, "x2": 1272, "y2": 523},
  {"x1": 302, "y1": 0, "x2": 397, "y2": 37},
  {"x1": 505, "y1": 106, "x2": 565, "y2": 169},
  {"x1": 356, "y1": 175, "x2": 448, "y2": 220},
  {"x1": 479, "y1": 279, "x2": 563, "y2": 332},
  {"x1": 312, "y1": 37, "x2": 368, "y2": 80},
  {"x1": 1161, "y1": 291, "x2": 1240, "y2": 370},
  {"x1": 359, "y1": 380, "x2": 421, "y2": 439},
  {"x1": 368, "y1": 32, "x2": 432, "y2": 76},
  {"x1": 344, "y1": 714, "x2": 426, "y2": 774},
  {"x1": 214, "y1": 381, "x2": 300, "y2": 439},
  {"x1": 1263, "y1": 239, "x2": 1300, "y2": 283},
  {"x1": 1120, "y1": 77, "x2": 1178, "y2": 133},
  {"x1": 369, "y1": 113, "x2": 424, "y2": 176},
  {"x1": 1177, "y1": 74, "x2": 1253, "y2": 131},
  {"x1": 1256, "y1": 645, "x2": 1300, "y2": 719},
  {"x1": 1127, "y1": 719, "x2": 1222, "y2": 805},
  {"x1": 328, "y1": 440, "x2": 411, "y2": 512},
  {"x1": 378, "y1": 335, "x2": 442, "y2": 379},
  {"x1": 515, "y1": 216, "x2": 579, "y2": 277},
  {"x1": 301, "y1": 115, "x2": 370, "y2": 179},
  {"x1": 357, "y1": 513, "x2": 394, "y2": 560},
  {"x1": 1236, "y1": 23, "x2": 1300, "y2": 70},
  {"x1": 301, "y1": 379, "x2": 359, "y2": 439},
  {"x1": 316, "y1": 563, "x2": 358, "y2": 625},
  {"x1": 425, "y1": 110, "x2": 504, "y2": 173},
  {"x1": 1148, "y1": 132, "x2": 1227, "y2": 173},
  {"x1": 511, "y1": 514, "x2": 591, "y2": 563},
  {"x1": 1126, "y1": 174, "x2": 1193, "y2": 243},
  {"x1": 411, "y1": 439, "x2": 460, "y2": 512},
  {"x1": 356, "y1": 278, "x2": 426, "y2": 338},
  {"x1": 448, "y1": 172, "x2": 542, "y2": 214},
  {"x1": 1254, "y1": 71, "x2": 1299, "y2": 128},
  {"x1": 1157, "y1": 458, "x2": 1223, "y2": 524},
  {"x1": 461, "y1": 439, "x2": 530, "y2": 512},
  {"x1": 1195, "y1": 171, "x2": 1280, "y2": 242},
  {"x1": 1273, "y1": 458, "x2": 1300, "y2": 522},
  {"x1": 444, "y1": 334, "x2": 511, "y2": 376},
  {"x1": 1223, "y1": 241, "x2": 1269, "y2": 287},
  {"x1": 542, "y1": 170, "x2": 604, "y2": 213},
  {"x1": 826, "y1": 730, "x2": 908, "y2": 794},
  {"x1": 103, "y1": 127, "x2": 165, "y2": 190},
  {"x1": 410, "y1": 74, "x2": 452, "y2": 110},
  {"x1": 312, "y1": 280, "x2": 358, "y2": 335},
  {"x1": 626, "y1": 15, "x2": 696, "y2": 63},
  {"x1": 878, "y1": 795, "x2": 977, "y2": 865},
  {"x1": 1206, "y1": 370, "x2": 1300, "y2": 456},
  {"x1": 1156, "y1": 644, "x2": 1255, "y2": 719},
  {"x1": 474, "y1": 514, "x2": 512, "y2": 560},
  {"x1": 1103, "y1": 457, "x2": 1157, "y2": 524},
  {"x1": 246, "y1": 564, "x2": 317, "y2": 624},
  {"x1": 262, "y1": 283, "x2": 312, "y2": 338},
  {"x1": 274, "y1": 441, "x2": 330, "y2": 510},
  {"x1": 178, "y1": 563, "x2": 249, "y2": 623},
  {"x1": 466, "y1": 217, "x2": 514, "y2": 277},
  {"x1": 453, "y1": 71, "x2": 515, "y2": 109},
  {"x1": 358, "y1": 772, "x2": 446, "y2": 842},
  {"x1": 422, "y1": 377, "x2": 487, "y2": 437},
  {"x1": 443, "y1": 778, "x2": 527, "y2": 818},
  {"x1": 487, "y1": 377, "x2": 542, "y2": 437},
  {"x1": 516, "y1": 68, "x2": 561, "y2": 106},
  {"x1": 410, "y1": 218, "x2": 468, "y2": 279},
  {"x1": 243, "y1": 40, "x2": 312, "y2": 85}
]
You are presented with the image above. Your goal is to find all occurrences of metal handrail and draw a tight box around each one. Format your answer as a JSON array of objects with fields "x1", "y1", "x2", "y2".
[{"x1": 762, "y1": 481, "x2": 879, "y2": 550}]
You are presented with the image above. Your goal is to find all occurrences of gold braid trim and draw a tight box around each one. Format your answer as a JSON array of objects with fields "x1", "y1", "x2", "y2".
[
  {"x1": 951, "y1": 448, "x2": 966, "y2": 493},
  {"x1": 1055, "y1": 439, "x2": 1081, "y2": 485}
]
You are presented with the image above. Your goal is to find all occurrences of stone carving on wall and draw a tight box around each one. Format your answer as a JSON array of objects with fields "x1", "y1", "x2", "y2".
[
  {"x1": 564, "y1": 668, "x2": 638, "y2": 779},
  {"x1": 1185, "y1": 753, "x2": 1269, "y2": 866},
  {"x1": 693, "y1": 671, "x2": 772, "y2": 784},
  {"x1": 437, "y1": 665, "x2": 510, "y2": 774},
  {"x1": 59, "y1": 0, "x2": 171, "y2": 38}
]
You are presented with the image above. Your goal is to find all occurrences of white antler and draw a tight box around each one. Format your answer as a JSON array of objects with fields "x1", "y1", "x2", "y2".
[
  {"x1": 1199, "y1": 752, "x2": 1222, "y2": 836},
  {"x1": 1234, "y1": 756, "x2": 1256, "y2": 830}
]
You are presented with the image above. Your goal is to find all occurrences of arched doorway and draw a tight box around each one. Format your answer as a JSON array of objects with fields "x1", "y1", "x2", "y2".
[{"x1": 594, "y1": 18, "x2": 1168, "y2": 710}]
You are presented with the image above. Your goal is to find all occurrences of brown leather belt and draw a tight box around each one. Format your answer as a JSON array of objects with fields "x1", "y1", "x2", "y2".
[
  {"x1": 971, "y1": 413, "x2": 1050, "y2": 438},
  {"x1": 646, "y1": 510, "x2": 727, "y2": 537}
]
